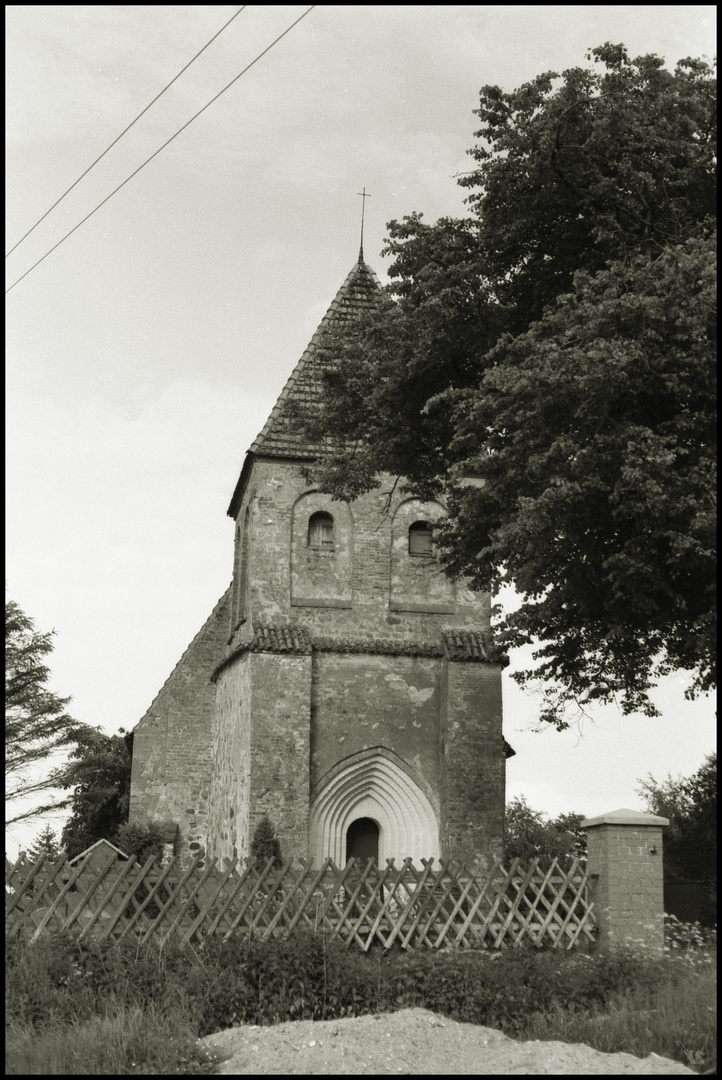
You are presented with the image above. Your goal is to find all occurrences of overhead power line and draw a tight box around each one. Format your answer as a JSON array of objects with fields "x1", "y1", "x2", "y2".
[
  {"x1": 6, "y1": 5, "x2": 316, "y2": 295},
  {"x1": 6, "y1": 6, "x2": 247, "y2": 259}
]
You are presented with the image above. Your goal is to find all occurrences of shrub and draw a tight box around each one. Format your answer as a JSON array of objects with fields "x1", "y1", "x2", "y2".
[
  {"x1": 5, "y1": 924, "x2": 716, "y2": 1074},
  {"x1": 250, "y1": 816, "x2": 282, "y2": 868},
  {"x1": 116, "y1": 822, "x2": 165, "y2": 866}
]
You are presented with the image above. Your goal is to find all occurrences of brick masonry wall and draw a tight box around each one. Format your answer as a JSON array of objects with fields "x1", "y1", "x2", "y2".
[
  {"x1": 291, "y1": 491, "x2": 353, "y2": 606},
  {"x1": 129, "y1": 590, "x2": 231, "y2": 864},
  {"x1": 390, "y1": 498, "x2": 455, "y2": 612},
  {"x1": 583, "y1": 813, "x2": 668, "y2": 951},
  {"x1": 443, "y1": 662, "x2": 506, "y2": 865},
  {"x1": 233, "y1": 460, "x2": 490, "y2": 641},
  {"x1": 216, "y1": 456, "x2": 504, "y2": 867},
  {"x1": 209, "y1": 650, "x2": 313, "y2": 865}
]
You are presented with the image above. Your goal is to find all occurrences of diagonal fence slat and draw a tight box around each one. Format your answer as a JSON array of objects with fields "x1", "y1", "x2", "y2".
[
  {"x1": 6, "y1": 851, "x2": 65, "y2": 920},
  {"x1": 6, "y1": 853, "x2": 596, "y2": 951},
  {"x1": 88, "y1": 857, "x2": 160, "y2": 942},
  {"x1": 113, "y1": 858, "x2": 187, "y2": 946},
  {"x1": 180, "y1": 858, "x2": 239, "y2": 945},
  {"x1": 60, "y1": 855, "x2": 138, "y2": 939}
]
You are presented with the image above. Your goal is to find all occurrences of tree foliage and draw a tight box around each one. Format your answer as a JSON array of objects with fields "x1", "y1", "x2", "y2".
[
  {"x1": 60, "y1": 728, "x2": 132, "y2": 860},
  {"x1": 504, "y1": 796, "x2": 587, "y2": 868},
  {"x1": 298, "y1": 44, "x2": 716, "y2": 723},
  {"x1": 5, "y1": 599, "x2": 84, "y2": 824},
  {"x1": 637, "y1": 752, "x2": 716, "y2": 884},
  {"x1": 116, "y1": 821, "x2": 165, "y2": 866}
]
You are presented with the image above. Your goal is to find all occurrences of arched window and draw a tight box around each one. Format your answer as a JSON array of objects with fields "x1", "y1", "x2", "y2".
[
  {"x1": 408, "y1": 520, "x2": 433, "y2": 556},
  {"x1": 308, "y1": 511, "x2": 334, "y2": 548}
]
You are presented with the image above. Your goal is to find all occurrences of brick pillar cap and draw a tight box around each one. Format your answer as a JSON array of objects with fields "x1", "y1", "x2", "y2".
[{"x1": 581, "y1": 807, "x2": 669, "y2": 828}]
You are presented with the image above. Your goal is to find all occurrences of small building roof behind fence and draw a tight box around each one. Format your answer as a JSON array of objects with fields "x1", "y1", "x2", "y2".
[{"x1": 68, "y1": 838, "x2": 129, "y2": 866}]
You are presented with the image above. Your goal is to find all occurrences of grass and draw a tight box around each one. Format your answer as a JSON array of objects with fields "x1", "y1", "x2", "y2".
[
  {"x1": 520, "y1": 952, "x2": 716, "y2": 1072},
  {"x1": 5, "y1": 919, "x2": 716, "y2": 1075},
  {"x1": 5, "y1": 1003, "x2": 219, "y2": 1076}
]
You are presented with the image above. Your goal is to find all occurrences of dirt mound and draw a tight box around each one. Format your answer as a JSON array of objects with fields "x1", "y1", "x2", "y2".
[{"x1": 199, "y1": 1007, "x2": 695, "y2": 1074}]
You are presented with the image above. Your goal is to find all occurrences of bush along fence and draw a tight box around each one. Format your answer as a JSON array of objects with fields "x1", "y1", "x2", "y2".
[{"x1": 6, "y1": 809, "x2": 669, "y2": 953}]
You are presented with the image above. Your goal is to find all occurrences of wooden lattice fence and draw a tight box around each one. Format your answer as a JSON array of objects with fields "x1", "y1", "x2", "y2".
[{"x1": 6, "y1": 852, "x2": 596, "y2": 952}]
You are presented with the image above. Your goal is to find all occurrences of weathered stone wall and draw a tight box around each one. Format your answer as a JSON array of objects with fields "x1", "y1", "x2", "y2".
[
  {"x1": 208, "y1": 649, "x2": 312, "y2": 865},
  {"x1": 132, "y1": 452, "x2": 505, "y2": 871},
  {"x1": 129, "y1": 590, "x2": 231, "y2": 864},
  {"x1": 310, "y1": 651, "x2": 442, "y2": 806},
  {"x1": 207, "y1": 651, "x2": 252, "y2": 865},
  {"x1": 390, "y1": 497, "x2": 455, "y2": 612},
  {"x1": 231, "y1": 460, "x2": 489, "y2": 639},
  {"x1": 208, "y1": 457, "x2": 505, "y2": 866},
  {"x1": 247, "y1": 652, "x2": 313, "y2": 860},
  {"x1": 291, "y1": 491, "x2": 353, "y2": 607},
  {"x1": 442, "y1": 662, "x2": 506, "y2": 865}
]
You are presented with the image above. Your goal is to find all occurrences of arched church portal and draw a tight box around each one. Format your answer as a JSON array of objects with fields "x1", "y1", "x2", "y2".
[
  {"x1": 346, "y1": 816, "x2": 379, "y2": 865},
  {"x1": 309, "y1": 750, "x2": 440, "y2": 868}
]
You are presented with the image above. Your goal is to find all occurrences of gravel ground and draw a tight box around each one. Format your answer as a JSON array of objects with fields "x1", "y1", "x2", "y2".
[{"x1": 199, "y1": 1007, "x2": 696, "y2": 1074}]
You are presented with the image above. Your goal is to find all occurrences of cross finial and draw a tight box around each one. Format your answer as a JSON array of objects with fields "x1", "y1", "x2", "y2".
[{"x1": 357, "y1": 187, "x2": 371, "y2": 262}]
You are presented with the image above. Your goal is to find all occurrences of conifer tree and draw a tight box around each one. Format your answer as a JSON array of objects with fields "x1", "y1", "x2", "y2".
[
  {"x1": 60, "y1": 728, "x2": 132, "y2": 860},
  {"x1": 26, "y1": 823, "x2": 61, "y2": 864},
  {"x1": 250, "y1": 815, "x2": 283, "y2": 868},
  {"x1": 6, "y1": 599, "x2": 84, "y2": 825}
]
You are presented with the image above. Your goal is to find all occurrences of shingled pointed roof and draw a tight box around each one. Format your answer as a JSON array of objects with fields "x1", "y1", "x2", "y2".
[{"x1": 248, "y1": 258, "x2": 383, "y2": 459}]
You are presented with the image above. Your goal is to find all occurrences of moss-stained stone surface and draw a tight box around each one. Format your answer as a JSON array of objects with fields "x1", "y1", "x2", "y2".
[
  {"x1": 129, "y1": 590, "x2": 230, "y2": 865},
  {"x1": 310, "y1": 652, "x2": 442, "y2": 802},
  {"x1": 208, "y1": 653, "x2": 251, "y2": 865}
]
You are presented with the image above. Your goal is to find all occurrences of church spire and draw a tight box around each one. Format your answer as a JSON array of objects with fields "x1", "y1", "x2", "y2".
[
  {"x1": 227, "y1": 256, "x2": 383, "y2": 518},
  {"x1": 357, "y1": 187, "x2": 370, "y2": 262}
]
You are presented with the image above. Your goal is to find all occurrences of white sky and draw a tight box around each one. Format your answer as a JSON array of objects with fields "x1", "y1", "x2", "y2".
[{"x1": 6, "y1": 5, "x2": 717, "y2": 856}]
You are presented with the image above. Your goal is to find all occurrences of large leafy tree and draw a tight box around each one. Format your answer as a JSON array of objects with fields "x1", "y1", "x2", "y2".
[
  {"x1": 60, "y1": 727, "x2": 132, "y2": 859},
  {"x1": 299, "y1": 44, "x2": 716, "y2": 724},
  {"x1": 637, "y1": 753, "x2": 716, "y2": 885},
  {"x1": 5, "y1": 599, "x2": 84, "y2": 824}
]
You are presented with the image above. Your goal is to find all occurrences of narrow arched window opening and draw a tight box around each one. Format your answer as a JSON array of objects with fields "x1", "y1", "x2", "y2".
[
  {"x1": 308, "y1": 511, "x2": 334, "y2": 548},
  {"x1": 408, "y1": 520, "x2": 433, "y2": 556}
]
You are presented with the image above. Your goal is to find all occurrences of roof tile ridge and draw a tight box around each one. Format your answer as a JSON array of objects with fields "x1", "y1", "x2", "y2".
[{"x1": 250, "y1": 622, "x2": 312, "y2": 654}]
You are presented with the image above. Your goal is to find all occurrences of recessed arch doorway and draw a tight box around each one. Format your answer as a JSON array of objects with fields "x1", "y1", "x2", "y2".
[
  {"x1": 309, "y1": 748, "x2": 440, "y2": 868},
  {"x1": 346, "y1": 816, "x2": 379, "y2": 865}
]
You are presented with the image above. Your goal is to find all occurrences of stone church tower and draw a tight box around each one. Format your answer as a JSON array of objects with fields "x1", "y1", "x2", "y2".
[{"x1": 129, "y1": 256, "x2": 509, "y2": 868}]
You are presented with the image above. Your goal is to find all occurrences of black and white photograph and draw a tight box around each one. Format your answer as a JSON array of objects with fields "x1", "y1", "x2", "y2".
[{"x1": 6, "y1": 6, "x2": 716, "y2": 1075}]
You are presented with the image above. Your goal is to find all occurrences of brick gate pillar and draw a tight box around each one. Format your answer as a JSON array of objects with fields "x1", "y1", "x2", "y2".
[{"x1": 581, "y1": 808, "x2": 668, "y2": 952}]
